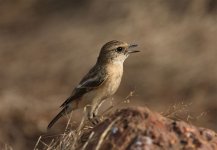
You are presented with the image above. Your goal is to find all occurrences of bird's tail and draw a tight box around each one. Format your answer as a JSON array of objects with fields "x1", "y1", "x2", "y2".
[{"x1": 47, "y1": 107, "x2": 67, "y2": 129}]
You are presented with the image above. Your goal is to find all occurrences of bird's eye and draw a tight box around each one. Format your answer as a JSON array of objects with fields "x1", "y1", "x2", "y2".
[{"x1": 116, "y1": 47, "x2": 123, "y2": 52}]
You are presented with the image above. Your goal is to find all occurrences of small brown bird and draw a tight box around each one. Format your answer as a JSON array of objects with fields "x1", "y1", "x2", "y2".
[{"x1": 47, "y1": 40, "x2": 139, "y2": 129}]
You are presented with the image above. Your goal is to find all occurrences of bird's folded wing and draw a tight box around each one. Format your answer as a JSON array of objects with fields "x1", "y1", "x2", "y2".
[{"x1": 60, "y1": 66, "x2": 108, "y2": 107}]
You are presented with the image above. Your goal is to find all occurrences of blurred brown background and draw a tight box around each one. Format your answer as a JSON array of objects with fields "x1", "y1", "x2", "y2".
[{"x1": 0, "y1": 0, "x2": 217, "y2": 149}]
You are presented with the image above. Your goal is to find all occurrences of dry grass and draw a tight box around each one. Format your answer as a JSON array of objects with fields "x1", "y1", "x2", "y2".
[
  {"x1": 34, "y1": 100, "x2": 214, "y2": 150},
  {"x1": 34, "y1": 92, "x2": 195, "y2": 150},
  {"x1": 33, "y1": 107, "x2": 100, "y2": 149},
  {"x1": 33, "y1": 92, "x2": 134, "y2": 149}
]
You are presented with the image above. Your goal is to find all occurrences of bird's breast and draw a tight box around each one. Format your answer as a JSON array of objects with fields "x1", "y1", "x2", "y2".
[
  {"x1": 105, "y1": 63, "x2": 123, "y2": 96},
  {"x1": 77, "y1": 64, "x2": 123, "y2": 108}
]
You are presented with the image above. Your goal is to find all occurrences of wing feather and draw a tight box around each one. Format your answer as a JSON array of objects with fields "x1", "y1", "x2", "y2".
[{"x1": 60, "y1": 65, "x2": 107, "y2": 107}]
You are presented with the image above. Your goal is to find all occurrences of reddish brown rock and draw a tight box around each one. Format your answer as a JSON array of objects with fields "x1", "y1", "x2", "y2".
[{"x1": 78, "y1": 107, "x2": 217, "y2": 150}]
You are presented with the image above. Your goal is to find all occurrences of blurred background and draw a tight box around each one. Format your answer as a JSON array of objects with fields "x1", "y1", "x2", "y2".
[{"x1": 0, "y1": 0, "x2": 217, "y2": 149}]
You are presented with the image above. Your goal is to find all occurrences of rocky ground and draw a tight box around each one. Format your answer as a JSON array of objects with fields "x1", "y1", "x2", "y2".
[
  {"x1": 79, "y1": 107, "x2": 217, "y2": 150},
  {"x1": 42, "y1": 107, "x2": 217, "y2": 150}
]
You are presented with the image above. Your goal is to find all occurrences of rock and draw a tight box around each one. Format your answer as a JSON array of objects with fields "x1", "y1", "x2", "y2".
[{"x1": 78, "y1": 107, "x2": 217, "y2": 150}]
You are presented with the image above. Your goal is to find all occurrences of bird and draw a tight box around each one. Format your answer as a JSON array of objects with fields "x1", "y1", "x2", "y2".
[{"x1": 47, "y1": 40, "x2": 139, "y2": 129}]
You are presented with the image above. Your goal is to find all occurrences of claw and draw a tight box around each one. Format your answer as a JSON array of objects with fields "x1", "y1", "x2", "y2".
[{"x1": 88, "y1": 113, "x2": 100, "y2": 126}]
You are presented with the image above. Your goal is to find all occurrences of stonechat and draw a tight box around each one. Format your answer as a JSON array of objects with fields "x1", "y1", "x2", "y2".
[{"x1": 47, "y1": 40, "x2": 139, "y2": 129}]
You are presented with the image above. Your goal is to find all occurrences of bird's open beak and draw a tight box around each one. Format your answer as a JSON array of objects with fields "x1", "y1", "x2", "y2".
[{"x1": 128, "y1": 44, "x2": 140, "y2": 53}]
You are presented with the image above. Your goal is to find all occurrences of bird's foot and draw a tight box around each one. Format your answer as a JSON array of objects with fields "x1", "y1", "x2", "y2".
[{"x1": 88, "y1": 114, "x2": 101, "y2": 126}]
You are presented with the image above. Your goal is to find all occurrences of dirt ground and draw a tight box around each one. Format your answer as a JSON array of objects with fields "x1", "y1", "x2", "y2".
[{"x1": 1, "y1": 0, "x2": 217, "y2": 149}]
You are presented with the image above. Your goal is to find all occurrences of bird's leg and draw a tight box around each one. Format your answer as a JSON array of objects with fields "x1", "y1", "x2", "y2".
[
  {"x1": 87, "y1": 109, "x2": 99, "y2": 126},
  {"x1": 85, "y1": 105, "x2": 95, "y2": 125},
  {"x1": 85, "y1": 105, "x2": 93, "y2": 119},
  {"x1": 93, "y1": 99, "x2": 106, "y2": 117},
  {"x1": 88, "y1": 99, "x2": 106, "y2": 125},
  {"x1": 87, "y1": 113, "x2": 99, "y2": 126}
]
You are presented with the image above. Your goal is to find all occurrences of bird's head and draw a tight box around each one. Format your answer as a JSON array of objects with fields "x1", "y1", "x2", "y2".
[{"x1": 97, "y1": 40, "x2": 139, "y2": 64}]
